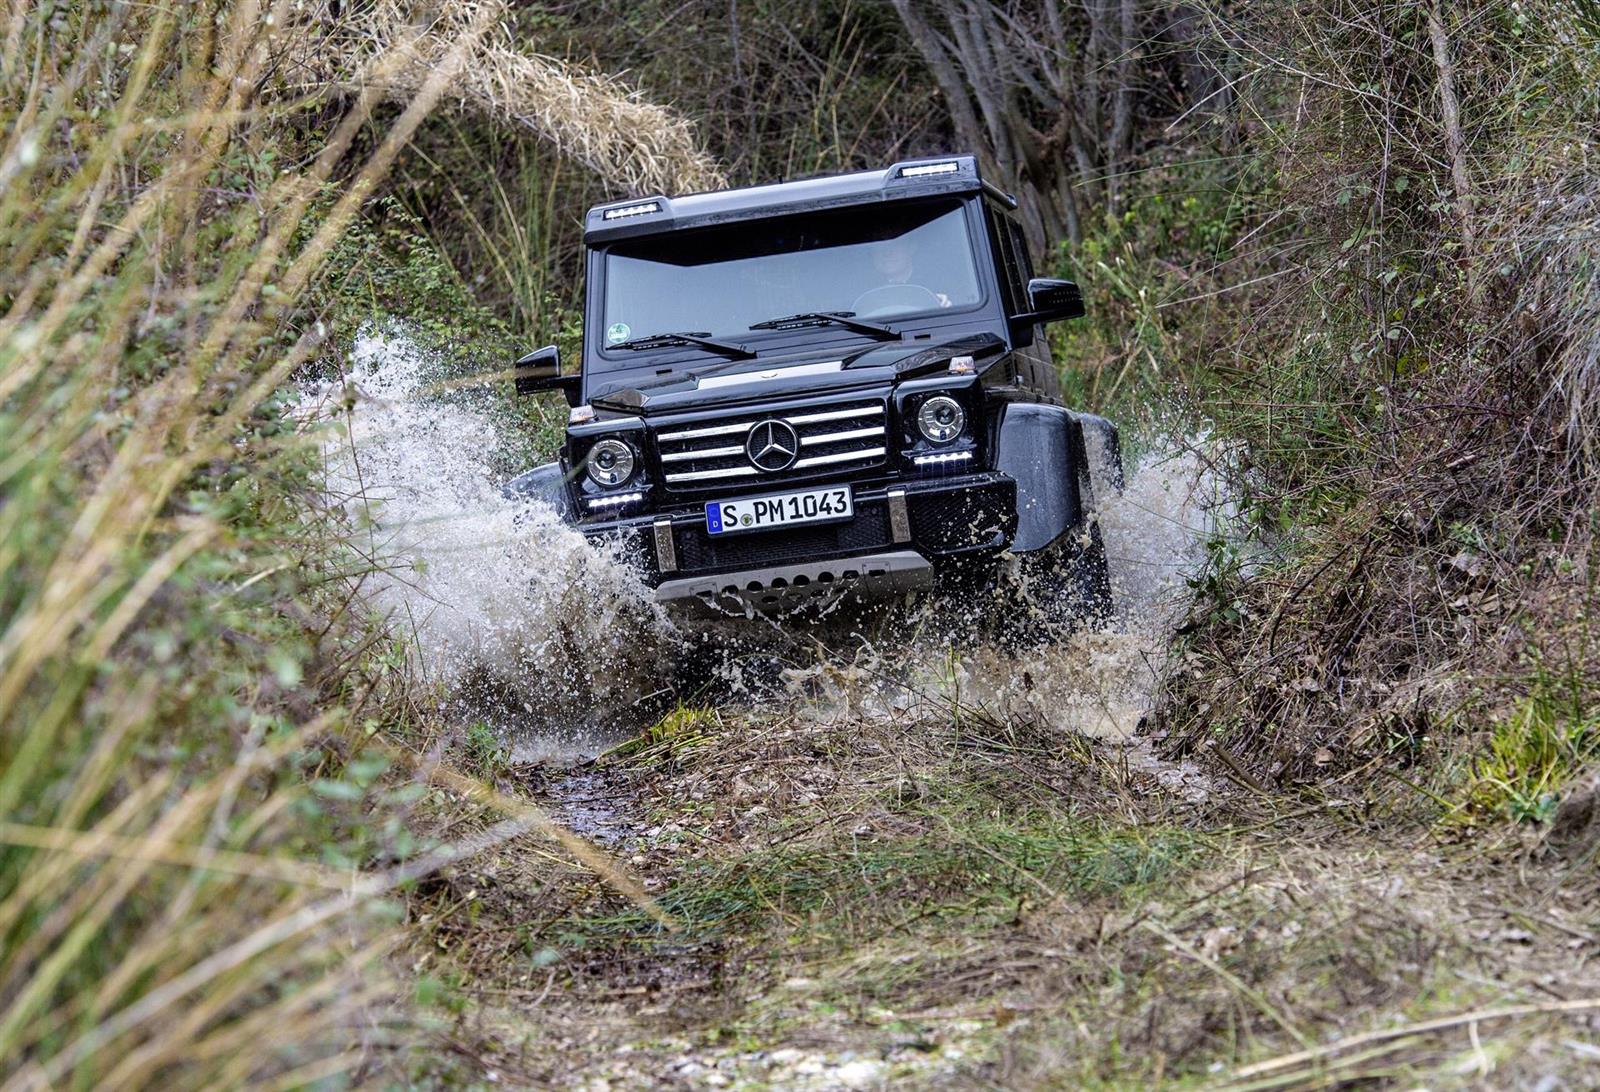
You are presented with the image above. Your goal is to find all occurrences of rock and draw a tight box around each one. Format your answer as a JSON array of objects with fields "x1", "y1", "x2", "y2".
[
  {"x1": 1444, "y1": 550, "x2": 1485, "y2": 580},
  {"x1": 834, "y1": 1059, "x2": 884, "y2": 1089}
]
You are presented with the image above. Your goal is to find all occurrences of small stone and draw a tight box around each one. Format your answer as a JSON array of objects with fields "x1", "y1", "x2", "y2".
[{"x1": 835, "y1": 1059, "x2": 884, "y2": 1088}]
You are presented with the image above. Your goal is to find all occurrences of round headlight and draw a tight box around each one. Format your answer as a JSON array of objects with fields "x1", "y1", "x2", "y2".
[
  {"x1": 916, "y1": 395, "x2": 966, "y2": 444},
  {"x1": 586, "y1": 438, "x2": 636, "y2": 487}
]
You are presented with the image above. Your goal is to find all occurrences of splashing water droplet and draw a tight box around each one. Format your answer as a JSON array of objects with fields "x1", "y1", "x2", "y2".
[{"x1": 305, "y1": 325, "x2": 680, "y2": 758}]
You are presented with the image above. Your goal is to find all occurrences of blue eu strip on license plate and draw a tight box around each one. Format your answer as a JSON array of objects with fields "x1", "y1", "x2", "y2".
[{"x1": 706, "y1": 485, "x2": 853, "y2": 535}]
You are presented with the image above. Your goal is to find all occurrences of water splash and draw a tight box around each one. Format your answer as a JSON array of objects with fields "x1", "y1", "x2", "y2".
[
  {"x1": 308, "y1": 326, "x2": 679, "y2": 755},
  {"x1": 779, "y1": 444, "x2": 1233, "y2": 741},
  {"x1": 312, "y1": 325, "x2": 1230, "y2": 783},
  {"x1": 1100, "y1": 442, "x2": 1235, "y2": 635},
  {"x1": 941, "y1": 443, "x2": 1232, "y2": 785}
]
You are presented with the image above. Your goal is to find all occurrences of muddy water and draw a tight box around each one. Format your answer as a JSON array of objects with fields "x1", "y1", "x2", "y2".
[{"x1": 312, "y1": 328, "x2": 1230, "y2": 776}]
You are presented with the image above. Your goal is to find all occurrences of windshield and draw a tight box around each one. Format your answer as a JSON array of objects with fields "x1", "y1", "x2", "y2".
[{"x1": 598, "y1": 199, "x2": 982, "y2": 361}]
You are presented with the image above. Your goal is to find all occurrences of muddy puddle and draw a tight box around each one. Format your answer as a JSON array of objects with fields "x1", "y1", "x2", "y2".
[{"x1": 309, "y1": 326, "x2": 1233, "y2": 782}]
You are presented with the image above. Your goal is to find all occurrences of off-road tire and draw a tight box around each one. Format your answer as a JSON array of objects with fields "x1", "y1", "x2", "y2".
[{"x1": 934, "y1": 527, "x2": 1113, "y2": 647}]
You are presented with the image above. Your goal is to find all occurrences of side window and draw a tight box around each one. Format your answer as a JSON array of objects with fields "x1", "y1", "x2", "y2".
[
  {"x1": 1008, "y1": 219, "x2": 1034, "y2": 286},
  {"x1": 985, "y1": 204, "x2": 1023, "y2": 315}
]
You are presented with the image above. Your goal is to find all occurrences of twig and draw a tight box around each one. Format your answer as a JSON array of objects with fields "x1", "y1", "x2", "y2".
[
  {"x1": 1426, "y1": 3, "x2": 1473, "y2": 250},
  {"x1": 1218, "y1": 1036, "x2": 1425, "y2": 1091},
  {"x1": 1218, "y1": 801, "x2": 1351, "y2": 837},
  {"x1": 1226, "y1": 996, "x2": 1600, "y2": 1081},
  {"x1": 1206, "y1": 741, "x2": 1273, "y2": 797},
  {"x1": 1142, "y1": 920, "x2": 1314, "y2": 1051},
  {"x1": 1379, "y1": 766, "x2": 1457, "y2": 812}
]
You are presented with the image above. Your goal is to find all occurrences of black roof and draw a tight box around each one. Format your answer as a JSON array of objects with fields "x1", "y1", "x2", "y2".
[{"x1": 583, "y1": 155, "x2": 1014, "y2": 244}]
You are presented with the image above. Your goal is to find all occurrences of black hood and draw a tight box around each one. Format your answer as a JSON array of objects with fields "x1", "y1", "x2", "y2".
[{"x1": 588, "y1": 333, "x2": 1006, "y2": 416}]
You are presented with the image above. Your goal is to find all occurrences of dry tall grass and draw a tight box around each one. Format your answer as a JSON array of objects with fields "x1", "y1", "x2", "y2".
[
  {"x1": 0, "y1": 1, "x2": 665, "y2": 1085},
  {"x1": 303, "y1": 0, "x2": 726, "y2": 196}
]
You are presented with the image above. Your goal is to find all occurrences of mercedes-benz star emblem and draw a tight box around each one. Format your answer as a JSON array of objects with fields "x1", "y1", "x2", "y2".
[{"x1": 745, "y1": 419, "x2": 799, "y2": 473}]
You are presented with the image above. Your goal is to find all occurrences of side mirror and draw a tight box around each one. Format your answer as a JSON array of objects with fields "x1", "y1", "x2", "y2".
[
  {"x1": 513, "y1": 345, "x2": 581, "y2": 407},
  {"x1": 1015, "y1": 278, "x2": 1085, "y2": 325}
]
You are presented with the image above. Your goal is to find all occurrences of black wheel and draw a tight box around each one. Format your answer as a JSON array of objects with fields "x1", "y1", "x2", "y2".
[
  {"x1": 1055, "y1": 522, "x2": 1114, "y2": 625},
  {"x1": 955, "y1": 527, "x2": 1113, "y2": 647}
]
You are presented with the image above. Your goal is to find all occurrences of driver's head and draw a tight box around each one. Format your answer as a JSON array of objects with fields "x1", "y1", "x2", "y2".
[{"x1": 872, "y1": 237, "x2": 916, "y2": 283}]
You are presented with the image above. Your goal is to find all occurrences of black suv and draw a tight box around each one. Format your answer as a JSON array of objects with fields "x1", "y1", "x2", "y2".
[{"x1": 508, "y1": 155, "x2": 1121, "y2": 619}]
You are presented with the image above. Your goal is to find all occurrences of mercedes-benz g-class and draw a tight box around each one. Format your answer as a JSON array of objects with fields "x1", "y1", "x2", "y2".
[{"x1": 507, "y1": 155, "x2": 1121, "y2": 622}]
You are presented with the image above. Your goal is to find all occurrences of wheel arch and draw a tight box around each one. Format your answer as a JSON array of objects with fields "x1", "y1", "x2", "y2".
[
  {"x1": 501, "y1": 460, "x2": 576, "y2": 520},
  {"x1": 993, "y1": 403, "x2": 1121, "y2": 553}
]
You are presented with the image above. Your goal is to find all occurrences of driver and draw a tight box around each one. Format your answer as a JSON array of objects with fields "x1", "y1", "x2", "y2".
[{"x1": 871, "y1": 237, "x2": 952, "y2": 308}]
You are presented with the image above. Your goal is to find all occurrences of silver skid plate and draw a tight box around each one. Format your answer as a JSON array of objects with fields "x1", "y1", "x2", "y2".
[{"x1": 653, "y1": 550, "x2": 933, "y2": 615}]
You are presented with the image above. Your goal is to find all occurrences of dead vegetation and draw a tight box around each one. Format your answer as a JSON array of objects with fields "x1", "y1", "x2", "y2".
[
  {"x1": 298, "y1": 0, "x2": 725, "y2": 196},
  {"x1": 9, "y1": 0, "x2": 1600, "y2": 1086},
  {"x1": 1142, "y1": 1, "x2": 1600, "y2": 800},
  {"x1": 889, "y1": 0, "x2": 1227, "y2": 251},
  {"x1": 0, "y1": 2, "x2": 683, "y2": 1085}
]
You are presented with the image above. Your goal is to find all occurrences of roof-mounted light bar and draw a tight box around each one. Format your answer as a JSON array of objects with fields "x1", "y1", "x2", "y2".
[
  {"x1": 898, "y1": 161, "x2": 961, "y2": 178},
  {"x1": 601, "y1": 200, "x2": 662, "y2": 221}
]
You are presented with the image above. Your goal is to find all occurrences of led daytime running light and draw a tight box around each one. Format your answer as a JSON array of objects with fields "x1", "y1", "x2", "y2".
[{"x1": 584, "y1": 491, "x2": 645, "y2": 508}]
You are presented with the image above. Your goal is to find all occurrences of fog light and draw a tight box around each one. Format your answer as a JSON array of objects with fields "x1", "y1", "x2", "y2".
[
  {"x1": 586, "y1": 438, "x2": 636, "y2": 487},
  {"x1": 916, "y1": 396, "x2": 965, "y2": 444}
]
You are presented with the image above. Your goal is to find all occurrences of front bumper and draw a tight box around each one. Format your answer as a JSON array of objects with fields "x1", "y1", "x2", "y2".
[{"x1": 579, "y1": 472, "x2": 1017, "y2": 609}]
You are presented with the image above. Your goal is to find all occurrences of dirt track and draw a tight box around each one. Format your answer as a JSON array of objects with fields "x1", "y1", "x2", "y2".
[{"x1": 408, "y1": 689, "x2": 1600, "y2": 1090}]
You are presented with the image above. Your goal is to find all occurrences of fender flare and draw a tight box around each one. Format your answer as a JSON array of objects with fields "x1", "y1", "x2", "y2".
[
  {"x1": 994, "y1": 403, "x2": 1106, "y2": 553},
  {"x1": 501, "y1": 461, "x2": 575, "y2": 520},
  {"x1": 1074, "y1": 411, "x2": 1125, "y2": 493}
]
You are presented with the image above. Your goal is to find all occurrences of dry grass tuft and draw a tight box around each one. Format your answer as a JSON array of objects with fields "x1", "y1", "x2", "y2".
[{"x1": 302, "y1": 0, "x2": 725, "y2": 196}]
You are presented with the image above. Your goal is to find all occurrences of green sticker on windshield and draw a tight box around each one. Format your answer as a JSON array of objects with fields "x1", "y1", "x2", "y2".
[{"x1": 606, "y1": 322, "x2": 631, "y2": 344}]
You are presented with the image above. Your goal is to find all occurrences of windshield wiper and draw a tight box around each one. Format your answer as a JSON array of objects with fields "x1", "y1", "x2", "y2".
[
  {"x1": 611, "y1": 331, "x2": 757, "y2": 360},
  {"x1": 748, "y1": 311, "x2": 900, "y2": 340}
]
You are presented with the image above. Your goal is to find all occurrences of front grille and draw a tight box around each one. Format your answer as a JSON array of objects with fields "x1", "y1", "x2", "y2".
[{"x1": 654, "y1": 398, "x2": 888, "y2": 493}]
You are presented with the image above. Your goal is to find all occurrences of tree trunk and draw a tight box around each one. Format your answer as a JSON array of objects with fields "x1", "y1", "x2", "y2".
[{"x1": 888, "y1": 0, "x2": 1192, "y2": 262}]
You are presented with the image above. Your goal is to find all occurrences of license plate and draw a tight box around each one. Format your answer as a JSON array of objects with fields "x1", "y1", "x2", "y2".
[{"x1": 706, "y1": 485, "x2": 853, "y2": 535}]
